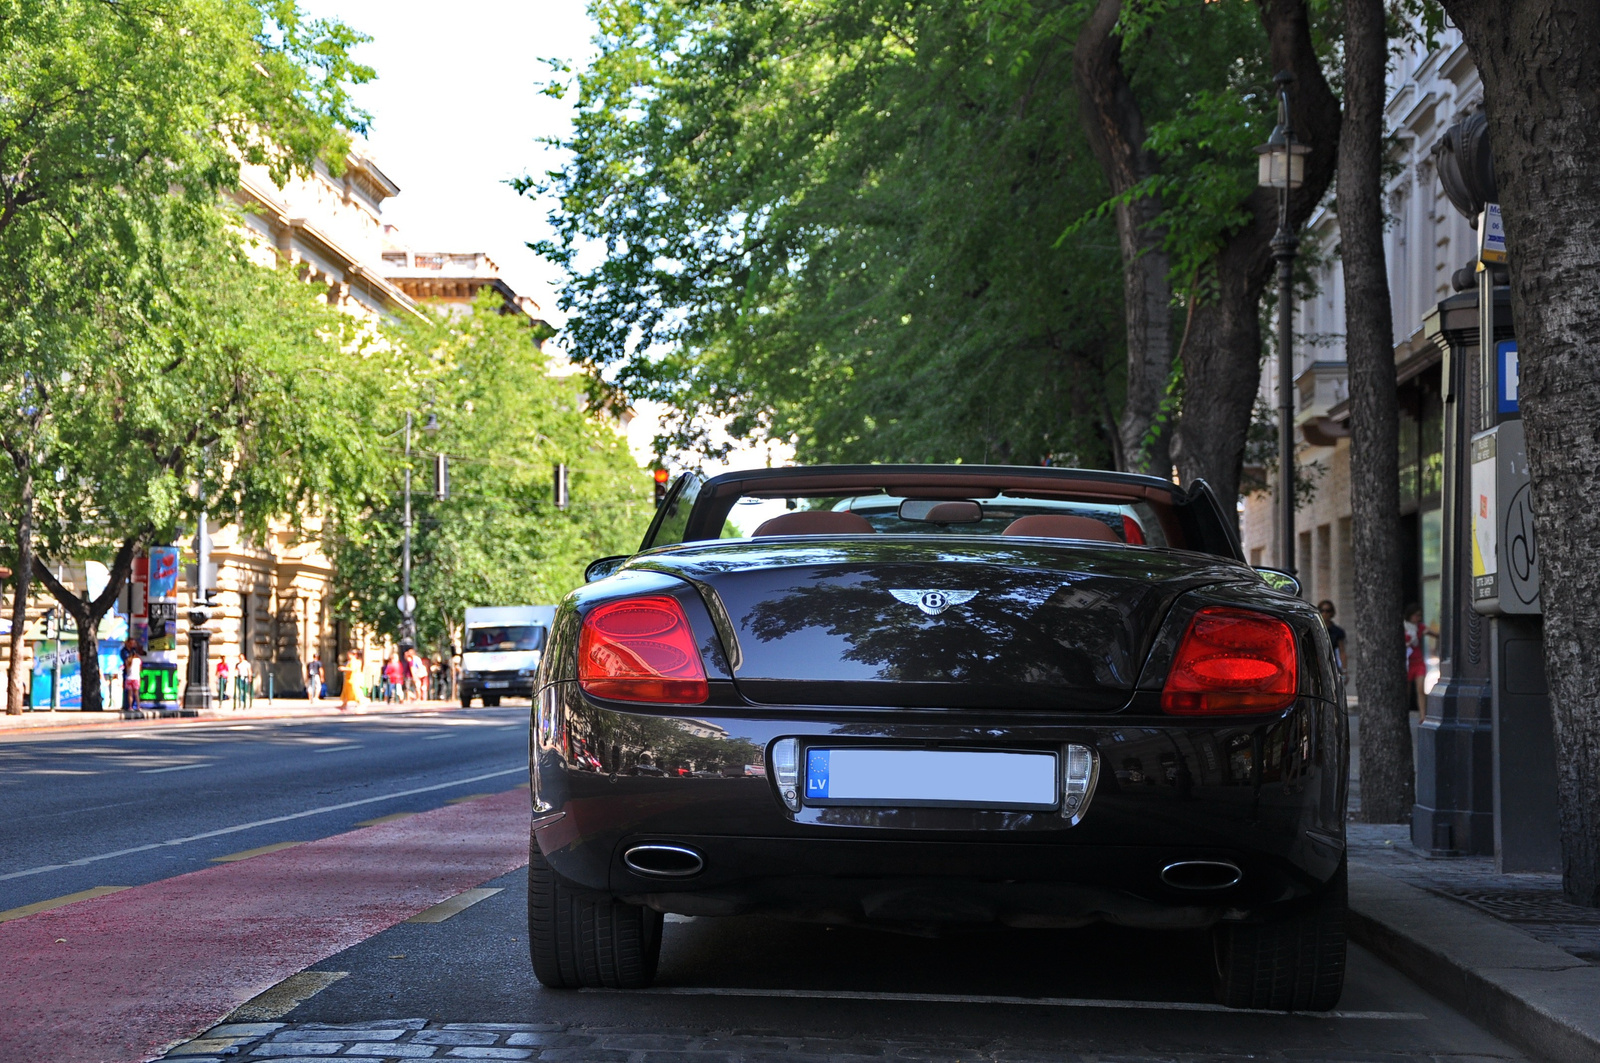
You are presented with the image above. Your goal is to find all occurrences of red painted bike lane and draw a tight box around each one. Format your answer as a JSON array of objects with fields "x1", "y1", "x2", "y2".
[{"x1": 0, "y1": 788, "x2": 531, "y2": 1063}]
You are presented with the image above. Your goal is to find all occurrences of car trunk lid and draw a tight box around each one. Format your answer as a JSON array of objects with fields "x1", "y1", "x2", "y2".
[{"x1": 636, "y1": 538, "x2": 1248, "y2": 711}]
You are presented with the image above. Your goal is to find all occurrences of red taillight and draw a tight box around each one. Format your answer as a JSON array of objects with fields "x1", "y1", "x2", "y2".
[
  {"x1": 1121, "y1": 515, "x2": 1146, "y2": 545},
  {"x1": 578, "y1": 596, "x2": 708, "y2": 704},
  {"x1": 1161, "y1": 607, "x2": 1298, "y2": 715}
]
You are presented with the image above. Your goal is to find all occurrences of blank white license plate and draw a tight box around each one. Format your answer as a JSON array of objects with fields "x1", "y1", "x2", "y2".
[
  {"x1": 803, "y1": 748, "x2": 1058, "y2": 810},
  {"x1": 485, "y1": 681, "x2": 510, "y2": 689}
]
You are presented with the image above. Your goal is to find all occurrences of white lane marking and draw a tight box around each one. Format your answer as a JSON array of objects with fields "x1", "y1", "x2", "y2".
[
  {"x1": 422, "y1": 734, "x2": 458, "y2": 740},
  {"x1": 579, "y1": 986, "x2": 1427, "y2": 1020},
  {"x1": 312, "y1": 745, "x2": 362, "y2": 754},
  {"x1": 0, "y1": 765, "x2": 526, "y2": 882},
  {"x1": 139, "y1": 763, "x2": 209, "y2": 774}
]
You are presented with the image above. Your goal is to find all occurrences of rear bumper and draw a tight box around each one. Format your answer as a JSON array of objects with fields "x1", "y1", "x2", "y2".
[
  {"x1": 461, "y1": 673, "x2": 535, "y2": 699},
  {"x1": 531, "y1": 682, "x2": 1348, "y2": 928}
]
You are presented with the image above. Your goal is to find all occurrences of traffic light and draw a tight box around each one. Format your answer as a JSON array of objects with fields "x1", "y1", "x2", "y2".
[
  {"x1": 434, "y1": 453, "x2": 450, "y2": 501},
  {"x1": 653, "y1": 467, "x2": 670, "y2": 507}
]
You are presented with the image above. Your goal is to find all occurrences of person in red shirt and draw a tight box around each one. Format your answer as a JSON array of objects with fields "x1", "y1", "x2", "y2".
[{"x1": 383, "y1": 653, "x2": 403, "y2": 703}]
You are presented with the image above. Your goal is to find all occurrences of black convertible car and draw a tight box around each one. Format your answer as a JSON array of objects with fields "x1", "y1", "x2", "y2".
[{"x1": 527, "y1": 465, "x2": 1347, "y2": 1010}]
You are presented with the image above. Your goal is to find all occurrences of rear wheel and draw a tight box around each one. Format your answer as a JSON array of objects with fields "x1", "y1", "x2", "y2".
[
  {"x1": 528, "y1": 843, "x2": 661, "y2": 989},
  {"x1": 484, "y1": 694, "x2": 501, "y2": 707},
  {"x1": 1212, "y1": 859, "x2": 1346, "y2": 1011},
  {"x1": 459, "y1": 693, "x2": 473, "y2": 708}
]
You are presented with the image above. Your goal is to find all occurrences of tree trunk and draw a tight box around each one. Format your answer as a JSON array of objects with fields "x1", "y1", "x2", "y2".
[
  {"x1": 1339, "y1": 0, "x2": 1411, "y2": 822},
  {"x1": 1171, "y1": 0, "x2": 1342, "y2": 509},
  {"x1": 1438, "y1": 0, "x2": 1600, "y2": 906},
  {"x1": 34, "y1": 537, "x2": 142, "y2": 716},
  {"x1": 1173, "y1": 265, "x2": 1266, "y2": 507},
  {"x1": 6, "y1": 464, "x2": 33, "y2": 714},
  {"x1": 1074, "y1": 0, "x2": 1175, "y2": 476}
]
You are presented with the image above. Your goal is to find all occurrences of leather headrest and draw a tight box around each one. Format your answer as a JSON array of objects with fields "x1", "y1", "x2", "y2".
[
  {"x1": 1001, "y1": 514, "x2": 1121, "y2": 542},
  {"x1": 753, "y1": 511, "x2": 877, "y2": 537}
]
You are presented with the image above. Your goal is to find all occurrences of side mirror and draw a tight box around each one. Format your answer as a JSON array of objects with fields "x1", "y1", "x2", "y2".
[
  {"x1": 1255, "y1": 567, "x2": 1301, "y2": 597},
  {"x1": 584, "y1": 555, "x2": 629, "y2": 583}
]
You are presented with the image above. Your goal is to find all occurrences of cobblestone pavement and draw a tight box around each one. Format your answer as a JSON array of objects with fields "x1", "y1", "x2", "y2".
[
  {"x1": 163, "y1": 1018, "x2": 1519, "y2": 1063},
  {"x1": 1348, "y1": 823, "x2": 1600, "y2": 964}
]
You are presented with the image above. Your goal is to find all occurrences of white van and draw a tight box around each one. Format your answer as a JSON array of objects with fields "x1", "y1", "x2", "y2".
[{"x1": 459, "y1": 605, "x2": 556, "y2": 706}]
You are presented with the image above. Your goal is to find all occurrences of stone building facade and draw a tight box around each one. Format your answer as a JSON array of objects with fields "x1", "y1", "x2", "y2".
[{"x1": 1240, "y1": 25, "x2": 1484, "y2": 697}]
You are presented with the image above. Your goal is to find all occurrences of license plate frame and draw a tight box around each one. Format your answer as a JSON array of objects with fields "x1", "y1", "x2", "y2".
[
  {"x1": 802, "y1": 747, "x2": 1059, "y2": 811},
  {"x1": 484, "y1": 681, "x2": 511, "y2": 690}
]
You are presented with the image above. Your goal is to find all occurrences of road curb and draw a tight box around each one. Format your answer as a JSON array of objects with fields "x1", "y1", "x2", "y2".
[
  {"x1": 1347, "y1": 867, "x2": 1600, "y2": 1063},
  {"x1": 0, "y1": 699, "x2": 475, "y2": 736}
]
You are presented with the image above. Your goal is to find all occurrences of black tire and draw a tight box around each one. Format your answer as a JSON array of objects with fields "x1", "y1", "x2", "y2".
[
  {"x1": 528, "y1": 843, "x2": 662, "y2": 989},
  {"x1": 1212, "y1": 859, "x2": 1347, "y2": 1011},
  {"x1": 460, "y1": 693, "x2": 473, "y2": 709},
  {"x1": 484, "y1": 694, "x2": 501, "y2": 707}
]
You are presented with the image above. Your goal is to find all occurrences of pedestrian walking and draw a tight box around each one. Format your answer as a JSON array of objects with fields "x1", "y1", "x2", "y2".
[
  {"x1": 1404, "y1": 603, "x2": 1431, "y2": 716},
  {"x1": 123, "y1": 650, "x2": 142, "y2": 714},
  {"x1": 383, "y1": 653, "x2": 402, "y2": 703},
  {"x1": 1317, "y1": 600, "x2": 1347, "y2": 677},
  {"x1": 306, "y1": 653, "x2": 324, "y2": 701},
  {"x1": 235, "y1": 654, "x2": 253, "y2": 710},
  {"x1": 406, "y1": 647, "x2": 427, "y2": 702},
  {"x1": 339, "y1": 649, "x2": 364, "y2": 712},
  {"x1": 216, "y1": 656, "x2": 230, "y2": 704}
]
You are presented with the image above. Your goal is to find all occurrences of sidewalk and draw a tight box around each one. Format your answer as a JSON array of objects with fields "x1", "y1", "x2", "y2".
[
  {"x1": 0, "y1": 696, "x2": 481, "y2": 735},
  {"x1": 1347, "y1": 813, "x2": 1600, "y2": 1060}
]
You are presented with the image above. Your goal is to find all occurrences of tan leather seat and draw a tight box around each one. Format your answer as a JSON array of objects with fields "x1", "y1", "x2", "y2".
[
  {"x1": 753, "y1": 511, "x2": 877, "y2": 537},
  {"x1": 921, "y1": 501, "x2": 982, "y2": 523},
  {"x1": 1000, "y1": 514, "x2": 1121, "y2": 542}
]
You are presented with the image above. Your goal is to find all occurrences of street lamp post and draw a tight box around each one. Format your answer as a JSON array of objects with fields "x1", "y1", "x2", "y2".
[
  {"x1": 399, "y1": 410, "x2": 440, "y2": 649},
  {"x1": 1256, "y1": 70, "x2": 1311, "y2": 576}
]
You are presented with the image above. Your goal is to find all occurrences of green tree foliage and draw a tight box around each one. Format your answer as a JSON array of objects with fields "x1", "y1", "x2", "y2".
[
  {"x1": 532, "y1": 0, "x2": 1129, "y2": 468},
  {"x1": 10, "y1": 201, "x2": 395, "y2": 712},
  {"x1": 329, "y1": 298, "x2": 652, "y2": 655},
  {"x1": 0, "y1": 0, "x2": 373, "y2": 711}
]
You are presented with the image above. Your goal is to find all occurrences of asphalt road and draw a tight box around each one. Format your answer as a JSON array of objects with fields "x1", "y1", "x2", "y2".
[
  {"x1": 277, "y1": 865, "x2": 1527, "y2": 1061},
  {"x1": 0, "y1": 704, "x2": 530, "y2": 912},
  {"x1": 2, "y1": 707, "x2": 1526, "y2": 1062}
]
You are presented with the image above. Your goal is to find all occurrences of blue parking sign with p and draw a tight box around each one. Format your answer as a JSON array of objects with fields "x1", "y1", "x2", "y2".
[{"x1": 1498, "y1": 341, "x2": 1519, "y2": 414}]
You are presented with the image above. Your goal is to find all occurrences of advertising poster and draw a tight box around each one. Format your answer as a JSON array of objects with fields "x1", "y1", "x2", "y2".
[
  {"x1": 131, "y1": 554, "x2": 149, "y2": 652},
  {"x1": 148, "y1": 546, "x2": 179, "y2": 600},
  {"x1": 141, "y1": 544, "x2": 181, "y2": 710},
  {"x1": 29, "y1": 639, "x2": 122, "y2": 709}
]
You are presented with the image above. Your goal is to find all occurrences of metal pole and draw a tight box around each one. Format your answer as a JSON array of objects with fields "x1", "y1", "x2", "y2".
[
  {"x1": 49, "y1": 608, "x2": 59, "y2": 712},
  {"x1": 1273, "y1": 84, "x2": 1299, "y2": 577},
  {"x1": 402, "y1": 411, "x2": 413, "y2": 645}
]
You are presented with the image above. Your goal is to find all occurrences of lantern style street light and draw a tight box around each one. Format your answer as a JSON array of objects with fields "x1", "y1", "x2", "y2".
[{"x1": 1256, "y1": 70, "x2": 1310, "y2": 576}]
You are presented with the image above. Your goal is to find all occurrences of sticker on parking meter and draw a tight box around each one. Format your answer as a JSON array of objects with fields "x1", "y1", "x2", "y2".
[{"x1": 1471, "y1": 433, "x2": 1497, "y2": 601}]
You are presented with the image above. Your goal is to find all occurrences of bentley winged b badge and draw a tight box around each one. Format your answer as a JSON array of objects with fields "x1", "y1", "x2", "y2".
[{"x1": 889, "y1": 588, "x2": 978, "y2": 616}]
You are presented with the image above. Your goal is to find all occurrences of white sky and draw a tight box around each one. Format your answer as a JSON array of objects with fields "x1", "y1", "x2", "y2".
[
  {"x1": 300, "y1": 0, "x2": 595, "y2": 323},
  {"x1": 302, "y1": 0, "x2": 793, "y2": 496}
]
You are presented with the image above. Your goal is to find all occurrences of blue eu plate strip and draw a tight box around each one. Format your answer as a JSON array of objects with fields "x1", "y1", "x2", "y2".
[{"x1": 805, "y1": 749, "x2": 830, "y2": 800}]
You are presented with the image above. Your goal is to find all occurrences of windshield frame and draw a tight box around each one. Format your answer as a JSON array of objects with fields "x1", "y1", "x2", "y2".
[{"x1": 463, "y1": 625, "x2": 547, "y2": 653}]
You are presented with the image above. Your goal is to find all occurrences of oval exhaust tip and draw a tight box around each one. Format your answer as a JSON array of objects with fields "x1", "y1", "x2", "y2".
[
  {"x1": 623, "y1": 843, "x2": 705, "y2": 878},
  {"x1": 1160, "y1": 860, "x2": 1242, "y2": 890}
]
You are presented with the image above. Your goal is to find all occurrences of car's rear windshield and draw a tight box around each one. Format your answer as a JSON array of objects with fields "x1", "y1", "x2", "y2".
[
  {"x1": 465, "y1": 625, "x2": 546, "y2": 652},
  {"x1": 726, "y1": 492, "x2": 1174, "y2": 548}
]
